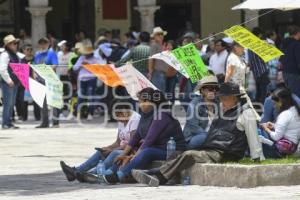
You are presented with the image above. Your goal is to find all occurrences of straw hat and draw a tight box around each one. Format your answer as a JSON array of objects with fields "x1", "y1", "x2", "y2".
[
  {"x1": 3, "y1": 35, "x2": 19, "y2": 47},
  {"x1": 80, "y1": 46, "x2": 94, "y2": 55},
  {"x1": 151, "y1": 27, "x2": 167, "y2": 37},
  {"x1": 194, "y1": 75, "x2": 219, "y2": 92}
]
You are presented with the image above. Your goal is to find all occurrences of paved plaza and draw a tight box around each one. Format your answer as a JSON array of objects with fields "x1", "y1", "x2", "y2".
[{"x1": 0, "y1": 120, "x2": 300, "y2": 200}]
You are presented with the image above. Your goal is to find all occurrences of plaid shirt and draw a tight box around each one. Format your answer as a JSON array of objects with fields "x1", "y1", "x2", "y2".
[
  {"x1": 116, "y1": 43, "x2": 150, "y2": 74},
  {"x1": 247, "y1": 50, "x2": 268, "y2": 79}
]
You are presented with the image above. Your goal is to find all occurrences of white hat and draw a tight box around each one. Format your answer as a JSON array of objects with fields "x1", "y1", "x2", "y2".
[
  {"x1": 222, "y1": 37, "x2": 234, "y2": 44},
  {"x1": 3, "y1": 34, "x2": 19, "y2": 47},
  {"x1": 58, "y1": 40, "x2": 67, "y2": 47},
  {"x1": 151, "y1": 27, "x2": 167, "y2": 37},
  {"x1": 194, "y1": 75, "x2": 219, "y2": 92}
]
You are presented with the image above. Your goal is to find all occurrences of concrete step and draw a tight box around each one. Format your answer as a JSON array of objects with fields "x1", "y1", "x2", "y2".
[{"x1": 151, "y1": 161, "x2": 300, "y2": 188}]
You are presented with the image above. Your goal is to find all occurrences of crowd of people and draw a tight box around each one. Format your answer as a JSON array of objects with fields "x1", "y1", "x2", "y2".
[{"x1": 1, "y1": 24, "x2": 300, "y2": 186}]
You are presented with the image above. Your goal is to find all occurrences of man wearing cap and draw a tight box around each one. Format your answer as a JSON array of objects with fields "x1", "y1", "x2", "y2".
[
  {"x1": 34, "y1": 37, "x2": 59, "y2": 128},
  {"x1": 132, "y1": 82, "x2": 264, "y2": 187},
  {"x1": 183, "y1": 75, "x2": 219, "y2": 150},
  {"x1": 148, "y1": 27, "x2": 169, "y2": 92},
  {"x1": 0, "y1": 34, "x2": 23, "y2": 129},
  {"x1": 73, "y1": 41, "x2": 102, "y2": 120}
]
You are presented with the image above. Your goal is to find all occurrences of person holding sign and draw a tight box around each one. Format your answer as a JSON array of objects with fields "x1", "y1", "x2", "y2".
[
  {"x1": 225, "y1": 42, "x2": 247, "y2": 87},
  {"x1": 33, "y1": 37, "x2": 58, "y2": 128},
  {"x1": 0, "y1": 35, "x2": 22, "y2": 129}
]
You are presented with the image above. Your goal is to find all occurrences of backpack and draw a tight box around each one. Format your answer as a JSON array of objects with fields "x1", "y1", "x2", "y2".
[{"x1": 275, "y1": 138, "x2": 298, "y2": 155}]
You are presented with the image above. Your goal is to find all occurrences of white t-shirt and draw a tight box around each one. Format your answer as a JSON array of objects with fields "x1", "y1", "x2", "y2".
[
  {"x1": 57, "y1": 51, "x2": 72, "y2": 76},
  {"x1": 118, "y1": 111, "x2": 141, "y2": 148},
  {"x1": 270, "y1": 106, "x2": 300, "y2": 144},
  {"x1": 208, "y1": 50, "x2": 228, "y2": 75},
  {"x1": 226, "y1": 53, "x2": 247, "y2": 87}
]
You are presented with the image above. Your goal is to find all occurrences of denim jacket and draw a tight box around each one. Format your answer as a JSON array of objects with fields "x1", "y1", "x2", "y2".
[{"x1": 183, "y1": 94, "x2": 212, "y2": 142}]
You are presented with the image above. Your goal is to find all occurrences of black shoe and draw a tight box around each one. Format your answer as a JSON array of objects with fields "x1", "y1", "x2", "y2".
[
  {"x1": 60, "y1": 161, "x2": 77, "y2": 182},
  {"x1": 36, "y1": 124, "x2": 49, "y2": 128},
  {"x1": 76, "y1": 172, "x2": 99, "y2": 184},
  {"x1": 103, "y1": 173, "x2": 119, "y2": 184},
  {"x1": 9, "y1": 124, "x2": 19, "y2": 129},
  {"x1": 131, "y1": 170, "x2": 160, "y2": 187}
]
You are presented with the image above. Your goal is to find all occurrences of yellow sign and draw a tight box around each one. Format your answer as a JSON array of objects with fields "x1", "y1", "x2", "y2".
[{"x1": 224, "y1": 25, "x2": 283, "y2": 62}]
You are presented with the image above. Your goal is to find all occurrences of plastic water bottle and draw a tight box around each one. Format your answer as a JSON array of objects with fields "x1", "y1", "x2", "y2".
[
  {"x1": 96, "y1": 160, "x2": 105, "y2": 184},
  {"x1": 182, "y1": 176, "x2": 191, "y2": 185},
  {"x1": 167, "y1": 137, "x2": 176, "y2": 159}
]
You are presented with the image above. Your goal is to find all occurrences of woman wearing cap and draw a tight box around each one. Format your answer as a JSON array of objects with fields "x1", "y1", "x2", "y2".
[
  {"x1": 183, "y1": 75, "x2": 219, "y2": 150},
  {"x1": 225, "y1": 42, "x2": 247, "y2": 88},
  {"x1": 0, "y1": 34, "x2": 22, "y2": 129}
]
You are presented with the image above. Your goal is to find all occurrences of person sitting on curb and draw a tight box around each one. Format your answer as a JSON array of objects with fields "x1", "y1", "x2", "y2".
[
  {"x1": 60, "y1": 99, "x2": 141, "y2": 183},
  {"x1": 74, "y1": 88, "x2": 186, "y2": 184},
  {"x1": 260, "y1": 87, "x2": 300, "y2": 158},
  {"x1": 183, "y1": 75, "x2": 219, "y2": 150},
  {"x1": 131, "y1": 82, "x2": 264, "y2": 187}
]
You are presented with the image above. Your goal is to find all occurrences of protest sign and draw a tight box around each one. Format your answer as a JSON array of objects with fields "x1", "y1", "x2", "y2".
[
  {"x1": 45, "y1": 79, "x2": 64, "y2": 109},
  {"x1": 9, "y1": 63, "x2": 30, "y2": 90},
  {"x1": 29, "y1": 78, "x2": 46, "y2": 108},
  {"x1": 171, "y1": 43, "x2": 208, "y2": 83},
  {"x1": 114, "y1": 64, "x2": 157, "y2": 100},
  {"x1": 224, "y1": 25, "x2": 284, "y2": 62},
  {"x1": 30, "y1": 64, "x2": 63, "y2": 109},
  {"x1": 83, "y1": 64, "x2": 124, "y2": 87},
  {"x1": 151, "y1": 51, "x2": 189, "y2": 78}
]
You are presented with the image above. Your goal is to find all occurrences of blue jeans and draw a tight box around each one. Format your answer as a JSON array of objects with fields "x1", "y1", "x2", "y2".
[
  {"x1": 151, "y1": 70, "x2": 166, "y2": 92},
  {"x1": 1, "y1": 82, "x2": 18, "y2": 127},
  {"x1": 166, "y1": 75, "x2": 178, "y2": 102},
  {"x1": 187, "y1": 132, "x2": 208, "y2": 150},
  {"x1": 258, "y1": 128, "x2": 282, "y2": 159},
  {"x1": 118, "y1": 147, "x2": 166, "y2": 177},
  {"x1": 77, "y1": 150, "x2": 123, "y2": 173},
  {"x1": 77, "y1": 78, "x2": 97, "y2": 115}
]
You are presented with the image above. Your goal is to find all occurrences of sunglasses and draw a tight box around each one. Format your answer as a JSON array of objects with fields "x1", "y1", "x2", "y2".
[
  {"x1": 202, "y1": 86, "x2": 219, "y2": 92},
  {"x1": 25, "y1": 48, "x2": 33, "y2": 51}
]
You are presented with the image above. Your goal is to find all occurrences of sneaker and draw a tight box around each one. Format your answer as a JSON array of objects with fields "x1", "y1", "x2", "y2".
[
  {"x1": 102, "y1": 173, "x2": 119, "y2": 185},
  {"x1": 59, "y1": 113, "x2": 66, "y2": 120},
  {"x1": 60, "y1": 161, "x2": 77, "y2": 182},
  {"x1": 2, "y1": 125, "x2": 11, "y2": 130},
  {"x1": 131, "y1": 169, "x2": 160, "y2": 187},
  {"x1": 76, "y1": 172, "x2": 99, "y2": 184},
  {"x1": 87, "y1": 114, "x2": 93, "y2": 121},
  {"x1": 10, "y1": 124, "x2": 20, "y2": 129}
]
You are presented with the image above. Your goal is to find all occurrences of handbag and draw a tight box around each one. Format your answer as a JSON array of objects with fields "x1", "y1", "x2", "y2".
[{"x1": 275, "y1": 138, "x2": 297, "y2": 155}]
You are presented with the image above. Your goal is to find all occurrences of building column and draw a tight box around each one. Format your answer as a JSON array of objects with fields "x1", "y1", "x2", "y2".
[
  {"x1": 26, "y1": 0, "x2": 52, "y2": 49},
  {"x1": 135, "y1": 0, "x2": 160, "y2": 32}
]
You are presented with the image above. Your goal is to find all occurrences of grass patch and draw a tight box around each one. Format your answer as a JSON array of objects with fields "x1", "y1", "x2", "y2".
[{"x1": 228, "y1": 157, "x2": 300, "y2": 165}]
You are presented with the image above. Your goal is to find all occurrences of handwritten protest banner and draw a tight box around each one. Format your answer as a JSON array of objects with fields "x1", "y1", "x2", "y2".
[
  {"x1": 151, "y1": 51, "x2": 189, "y2": 78},
  {"x1": 30, "y1": 64, "x2": 63, "y2": 109},
  {"x1": 171, "y1": 44, "x2": 208, "y2": 83},
  {"x1": 9, "y1": 63, "x2": 30, "y2": 90},
  {"x1": 114, "y1": 64, "x2": 157, "y2": 100},
  {"x1": 29, "y1": 78, "x2": 46, "y2": 108},
  {"x1": 224, "y1": 25, "x2": 284, "y2": 62},
  {"x1": 83, "y1": 64, "x2": 124, "y2": 87}
]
